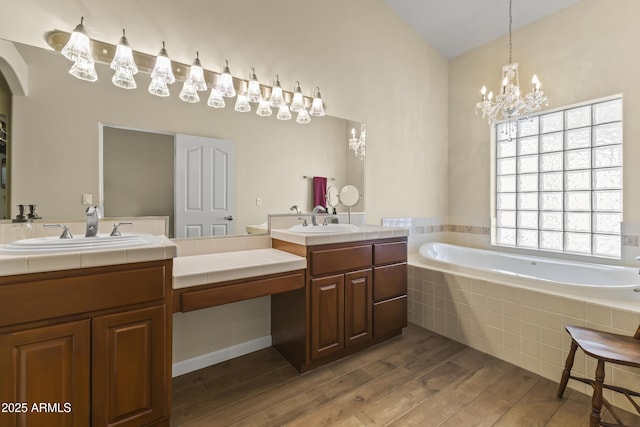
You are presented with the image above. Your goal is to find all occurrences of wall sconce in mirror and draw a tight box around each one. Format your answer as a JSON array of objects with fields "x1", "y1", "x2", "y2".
[
  {"x1": 348, "y1": 123, "x2": 366, "y2": 160},
  {"x1": 46, "y1": 18, "x2": 327, "y2": 125}
]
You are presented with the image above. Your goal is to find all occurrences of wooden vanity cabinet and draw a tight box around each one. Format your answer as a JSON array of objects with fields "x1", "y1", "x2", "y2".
[
  {"x1": 272, "y1": 237, "x2": 406, "y2": 372},
  {"x1": 0, "y1": 260, "x2": 172, "y2": 427}
]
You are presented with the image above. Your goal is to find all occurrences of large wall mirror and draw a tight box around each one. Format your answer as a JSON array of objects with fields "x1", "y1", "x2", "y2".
[{"x1": 0, "y1": 41, "x2": 365, "y2": 238}]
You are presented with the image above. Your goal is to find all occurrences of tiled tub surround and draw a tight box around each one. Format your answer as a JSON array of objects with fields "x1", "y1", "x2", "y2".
[{"x1": 408, "y1": 250, "x2": 640, "y2": 413}]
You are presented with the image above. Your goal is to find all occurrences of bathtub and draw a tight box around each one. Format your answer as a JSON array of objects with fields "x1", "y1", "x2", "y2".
[{"x1": 417, "y1": 242, "x2": 640, "y2": 306}]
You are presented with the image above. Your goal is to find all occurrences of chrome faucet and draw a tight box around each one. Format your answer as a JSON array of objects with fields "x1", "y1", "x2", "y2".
[
  {"x1": 85, "y1": 206, "x2": 101, "y2": 237},
  {"x1": 311, "y1": 205, "x2": 326, "y2": 226},
  {"x1": 290, "y1": 205, "x2": 302, "y2": 214}
]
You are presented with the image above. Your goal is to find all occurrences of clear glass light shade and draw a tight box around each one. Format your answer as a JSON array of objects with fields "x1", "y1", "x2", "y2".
[
  {"x1": 148, "y1": 78, "x2": 170, "y2": 97},
  {"x1": 110, "y1": 32, "x2": 137, "y2": 75},
  {"x1": 219, "y1": 61, "x2": 236, "y2": 98},
  {"x1": 179, "y1": 82, "x2": 200, "y2": 103},
  {"x1": 186, "y1": 54, "x2": 207, "y2": 92},
  {"x1": 290, "y1": 82, "x2": 305, "y2": 113},
  {"x1": 61, "y1": 18, "x2": 92, "y2": 63},
  {"x1": 256, "y1": 99, "x2": 272, "y2": 117},
  {"x1": 69, "y1": 59, "x2": 98, "y2": 82},
  {"x1": 112, "y1": 68, "x2": 136, "y2": 89},
  {"x1": 207, "y1": 87, "x2": 225, "y2": 108},
  {"x1": 296, "y1": 108, "x2": 311, "y2": 124},
  {"x1": 309, "y1": 89, "x2": 325, "y2": 117},
  {"x1": 277, "y1": 104, "x2": 292, "y2": 121},
  {"x1": 247, "y1": 69, "x2": 262, "y2": 103},
  {"x1": 150, "y1": 44, "x2": 175, "y2": 84},
  {"x1": 270, "y1": 85, "x2": 284, "y2": 108},
  {"x1": 234, "y1": 93, "x2": 251, "y2": 112}
]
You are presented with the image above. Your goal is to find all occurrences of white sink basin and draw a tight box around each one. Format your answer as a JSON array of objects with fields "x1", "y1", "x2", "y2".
[
  {"x1": 0, "y1": 233, "x2": 161, "y2": 255},
  {"x1": 288, "y1": 224, "x2": 360, "y2": 233}
]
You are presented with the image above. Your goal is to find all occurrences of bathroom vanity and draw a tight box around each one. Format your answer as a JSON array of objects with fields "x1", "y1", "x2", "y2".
[
  {"x1": 270, "y1": 226, "x2": 408, "y2": 372},
  {"x1": 0, "y1": 236, "x2": 176, "y2": 427}
]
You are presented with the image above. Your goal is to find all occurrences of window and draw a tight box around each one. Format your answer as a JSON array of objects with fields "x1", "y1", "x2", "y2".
[{"x1": 494, "y1": 97, "x2": 622, "y2": 258}]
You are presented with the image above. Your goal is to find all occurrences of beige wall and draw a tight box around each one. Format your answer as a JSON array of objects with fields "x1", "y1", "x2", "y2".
[
  {"x1": 103, "y1": 127, "x2": 174, "y2": 233},
  {"x1": 449, "y1": 0, "x2": 640, "y2": 223},
  {"x1": 1, "y1": 0, "x2": 449, "y2": 227}
]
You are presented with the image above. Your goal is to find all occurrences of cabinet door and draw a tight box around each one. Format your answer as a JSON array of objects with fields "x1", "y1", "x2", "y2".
[
  {"x1": 92, "y1": 305, "x2": 166, "y2": 427},
  {"x1": 344, "y1": 269, "x2": 372, "y2": 347},
  {"x1": 310, "y1": 274, "x2": 344, "y2": 360},
  {"x1": 0, "y1": 319, "x2": 91, "y2": 427}
]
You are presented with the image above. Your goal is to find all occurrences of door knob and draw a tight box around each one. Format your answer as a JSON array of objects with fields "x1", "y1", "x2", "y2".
[{"x1": 224, "y1": 215, "x2": 234, "y2": 221}]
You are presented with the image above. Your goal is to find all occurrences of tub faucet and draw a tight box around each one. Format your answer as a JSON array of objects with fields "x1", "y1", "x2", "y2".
[
  {"x1": 311, "y1": 205, "x2": 326, "y2": 226},
  {"x1": 85, "y1": 206, "x2": 101, "y2": 237}
]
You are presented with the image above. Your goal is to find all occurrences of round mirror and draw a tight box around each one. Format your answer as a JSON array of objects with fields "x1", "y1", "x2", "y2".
[
  {"x1": 339, "y1": 185, "x2": 360, "y2": 207},
  {"x1": 326, "y1": 186, "x2": 339, "y2": 208}
]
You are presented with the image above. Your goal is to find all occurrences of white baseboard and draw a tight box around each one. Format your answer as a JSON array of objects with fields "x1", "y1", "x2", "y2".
[{"x1": 172, "y1": 335, "x2": 272, "y2": 377}]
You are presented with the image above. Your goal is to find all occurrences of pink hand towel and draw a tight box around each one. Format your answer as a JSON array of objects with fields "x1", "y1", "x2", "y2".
[{"x1": 313, "y1": 177, "x2": 327, "y2": 209}]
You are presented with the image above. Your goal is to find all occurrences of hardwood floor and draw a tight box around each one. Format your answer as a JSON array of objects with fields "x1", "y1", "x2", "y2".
[{"x1": 171, "y1": 324, "x2": 640, "y2": 426}]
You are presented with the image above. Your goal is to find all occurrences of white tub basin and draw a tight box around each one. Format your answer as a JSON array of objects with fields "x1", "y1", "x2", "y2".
[
  {"x1": 288, "y1": 224, "x2": 360, "y2": 233},
  {"x1": 0, "y1": 233, "x2": 161, "y2": 255}
]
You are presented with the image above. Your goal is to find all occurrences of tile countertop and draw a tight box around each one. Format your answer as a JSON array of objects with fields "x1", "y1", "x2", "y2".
[
  {"x1": 173, "y1": 248, "x2": 307, "y2": 289},
  {"x1": 0, "y1": 235, "x2": 177, "y2": 277},
  {"x1": 269, "y1": 224, "x2": 409, "y2": 246}
]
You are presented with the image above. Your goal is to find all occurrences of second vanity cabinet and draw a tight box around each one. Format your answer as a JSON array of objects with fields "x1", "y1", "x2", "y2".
[
  {"x1": 0, "y1": 260, "x2": 173, "y2": 427},
  {"x1": 272, "y1": 236, "x2": 407, "y2": 372}
]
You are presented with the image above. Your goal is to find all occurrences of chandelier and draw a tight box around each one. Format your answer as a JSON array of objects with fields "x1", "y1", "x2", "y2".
[
  {"x1": 48, "y1": 18, "x2": 326, "y2": 124},
  {"x1": 348, "y1": 124, "x2": 366, "y2": 160},
  {"x1": 476, "y1": 0, "x2": 547, "y2": 125}
]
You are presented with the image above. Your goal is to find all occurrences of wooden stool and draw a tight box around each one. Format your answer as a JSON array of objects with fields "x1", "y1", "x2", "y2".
[{"x1": 557, "y1": 324, "x2": 640, "y2": 426}]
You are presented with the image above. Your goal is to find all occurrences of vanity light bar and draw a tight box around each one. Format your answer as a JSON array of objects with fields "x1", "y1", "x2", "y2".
[{"x1": 45, "y1": 29, "x2": 324, "y2": 113}]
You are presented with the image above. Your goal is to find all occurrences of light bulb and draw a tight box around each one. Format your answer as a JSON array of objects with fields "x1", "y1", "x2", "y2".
[
  {"x1": 61, "y1": 17, "x2": 92, "y2": 64},
  {"x1": 481, "y1": 86, "x2": 487, "y2": 95},
  {"x1": 219, "y1": 60, "x2": 236, "y2": 98},
  {"x1": 290, "y1": 81, "x2": 304, "y2": 113},
  {"x1": 150, "y1": 42, "x2": 175, "y2": 84},
  {"x1": 207, "y1": 86, "x2": 225, "y2": 108},
  {"x1": 247, "y1": 68, "x2": 262, "y2": 103},
  {"x1": 110, "y1": 29, "x2": 137, "y2": 89},
  {"x1": 269, "y1": 75, "x2": 284, "y2": 107},
  {"x1": 277, "y1": 104, "x2": 292, "y2": 121},
  {"x1": 309, "y1": 87, "x2": 325, "y2": 117},
  {"x1": 296, "y1": 108, "x2": 311, "y2": 124},
  {"x1": 256, "y1": 98, "x2": 273, "y2": 117},
  {"x1": 234, "y1": 93, "x2": 250, "y2": 112},
  {"x1": 488, "y1": 91, "x2": 494, "y2": 101}
]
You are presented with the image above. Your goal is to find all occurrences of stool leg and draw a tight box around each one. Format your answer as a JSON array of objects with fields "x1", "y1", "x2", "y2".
[
  {"x1": 590, "y1": 359, "x2": 605, "y2": 427},
  {"x1": 557, "y1": 341, "x2": 578, "y2": 398}
]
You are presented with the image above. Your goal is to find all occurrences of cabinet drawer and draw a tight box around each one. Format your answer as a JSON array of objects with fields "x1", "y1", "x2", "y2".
[
  {"x1": 0, "y1": 263, "x2": 167, "y2": 327},
  {"x1": 310, "y1": 245, "x2": 372, "y2": 276},
  {"x1": 179, "y1": 272, "x2": 304, "y2": 312},
  {"x1": 373, "y1": 295, "x2": 407, "y2": 337},
  {"x1": 373, "y1": 263, "x2": 407, "y2": 302},
  {"x1": 373, "y1": 242, "x2": 407, "y2": 265}
]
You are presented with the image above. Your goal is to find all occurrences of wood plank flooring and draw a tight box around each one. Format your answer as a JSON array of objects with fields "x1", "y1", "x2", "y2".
[{"x1": 171, "y1": 324, "x2": 640, "y2": 426}]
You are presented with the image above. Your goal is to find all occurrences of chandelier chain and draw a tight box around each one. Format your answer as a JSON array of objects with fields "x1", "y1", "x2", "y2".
[{"x1": 508, "y1": 0, "x2": 513, "y2": 64}]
